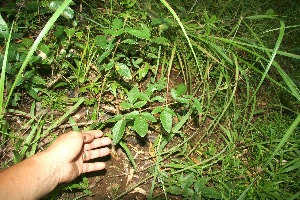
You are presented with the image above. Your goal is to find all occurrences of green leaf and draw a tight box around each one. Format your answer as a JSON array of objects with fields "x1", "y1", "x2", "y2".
[
  {"x1": 103, "y1": 29, "x2": 124, "y2": 36},
  {"x1": 125, "y1": 24, "x2": 151, "y2": 40},
  {"x1": 137, "y1": 92, "x2": 150, "y2": 101},
  {"x1": 194, "y1": 98, "x2": 202, "y2": 114},
  {"x1": 171, "y1": 83, "x2": 187, "y2": 99},
  {"x1": 150, "y1": 96, "x2": 166, "y2": 102},
  {"x1": 116, "y1": 63, "x2": 132, "y2": 80},
  {"x1": 201, "y1": 187, "x2": 222, "y2": 199},
  {"x1": 194, "y1": 178, "x2": 207, "y2": 193},
  {"x1": 151, "y1": 37, "x2": 169, "y2": 45},
  {"x1": 0, "y1": 14, "x2": 8, "y2": 38},
  {"x1": 133, "y1": 100, "x2": 147, "y2": 108},
  {"x1": 107, "y1": 114, "x2": 122, "y2": 122},
  {"x1": 95, "y1": 35, "x2": 107, "y2": 49},
  {"x1": 124, "y1": 111, "x2": 139, "y2": 120},
  {"x1": 141, "y1": 112, "x2": 157, "y2": 122},
  {"x1": 112, "y1": 18, "x2": 124, "y2": 29},
  {"x1": 120, "y1": 101, "x2": 133, "y2": 110},
  {"x1": 97, "y1": 51, "x2": 110, "y2": 64},
  {"x1": 49, "y1": 1, "x2": 74, "y2": 20},
  {"x1": 134, "y1": 117, "x2": 148, "y2": 137},
  {"x1": 22, "y1": 38, "x2": 34, "y2": 48},
  {"x1": 64, "y1": 27, "x2": 76, "y2": 38},
  {"x1": 112, "y1": 120, "x2": 126, "y2": 144},
  {"x1": 122, "y1": 39, "x2": 138, "y2": 44},
  {"x1": 152, "y1": 107, "x2": 163, "y2": 114},
  {"x1": 127, "y1": 86, "x2": 139, "y2": 103},
  {"x1": 138, "y1": 63, "x2": 149, "y2": 80},
  {"x1": 160, "y1": 109, "x2": 173, "y2": 133},
  {"x1": 119, "y1": 141, "x2": 136, "y2": 169}
]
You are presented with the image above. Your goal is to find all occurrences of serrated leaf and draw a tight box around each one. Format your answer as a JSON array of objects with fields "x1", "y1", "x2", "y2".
[
  {"x1": 112, "y1": 18, "x2": 124, "y2": 29},
  {"x1": 141, "y1": 112, "x2": 157, "y2": 122},
  {"x1": 134, "y1": 117, "x2": 148, "y2": 137},
  {"x1": 160, "y1": 109, "x2": 173, "y2": 133},
  {"x1": 151, "y1": 36, "x2": 169, "y2": 45},
  {"x1": 95, "y1": 35, "x2": 107, "y2": 49},
  {"x1": 103, "y1": 29, "x2": 124, "y2": 36},
  {"x1": 115, "y1": 63, "x2": 132, "y2": 80},
  {"x1": 0, "y1": 14, "x2": 8, "y2": 38},
  {"x1": 122, "y1": 39, "x2": 138, "y2": 44},
  {"x1": 112, "y1": 120, "x2": 126, "y2": 144},
  {"x1": 133, "y1": 100, "x2": 147, "y2": 108},
  {"x1": 127, "y1": 86, "x2": 139, "y2": 103},
  {"x1": 125, "y1": 24, "x2": 151, "y2": 40},
  {"x1": 137, "y1": 92, "x2": 149, "y2": 101},
  {"x1": 152, "y1": 107, "x2": 163, "y2": 114},
  {"x1": 150, "y1": 96, "x2": 165, "y2": 102},
  {"x1": 201, "y1": 187, "x2": 222, "y2": 199},
  {"x1": 49, "y1": 1, "x2": 74, "y2": 20},
  {"x1": 120, "y1": 101, "x2": 133, "y2": 110},
  {"x1": 107, "y1": 114, "x2": 122, "y2": 122},
  {"x1": 124, "y1": 111, "x2": 139, "y2": 119}
]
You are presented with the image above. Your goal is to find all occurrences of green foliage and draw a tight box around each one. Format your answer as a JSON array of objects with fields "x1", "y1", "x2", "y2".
[{"x1": 1, "y1": 0, "x2": 300, "y2": 198}]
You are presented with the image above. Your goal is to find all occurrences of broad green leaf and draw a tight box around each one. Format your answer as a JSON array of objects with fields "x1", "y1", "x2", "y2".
[
  {"x1": 115, "y1": 63, "x2": 132, "y2": 80},
  {"x1": 127, "y1": 86, "x2": 139, "y2": 103},
  {"x1": 64, "y1": 27, "x2": 76, "y2": 38},
  {"x1": 125, "y1": 24, "x2": 151, "y2": 40},
  {"x1": 134, "y1": 117, "x2": 148, "y2": 137},
  {"x1": 141, "y1": 112, "x2": 157, "y2": 122},
  {"x1": 201, "y1": 187, "x2": 222, "y2": 199},
  {"x1": 152, "y1": 107, "x2": 163, "y2": 114},
  {"x1": 120, "y1": 101, "x2": 133, "y2": 110},
  {"x1": 31, "y1": 75, "x2": 46, "y2": 85},
  {"x1": 0, "y1": 14, "x2": 8, "y2": 38},
  {"x1": 171, "y1": 83, "x2": 187, "y2": 99},
  {"x1": 107, "y1": 114, "x2": 122, "y2": 122},
  {"x1": 194, "y1": 98, "x2": 202, "y2": 114},
  {"x1": 138, "y1": 63, "x2": 149, "y2": 80},
  {"x1": 160, "y1": 109, "x2": 173, "y2": 133},
  {"x1": 122, "y1": 39, "x2": 138, "y2": 44},
  {"x1": 95, "y1": 35, "x2": 107, "y2": 49},
  {"x1": 22, "y1": 38, "x2": 34, "y2": 48},
  {"x1": 150, "y1": 96, "x2": 165, "y2": 102},
  {"x1": 112, "y1": 120, "x2": 126, "y2": 144},
  {"x1": 124, "y1": 111, "x2": 139, "y2": 120},
  {"x1": 133, "y1": 100, "x2": 147, "y2": 108},
  {"x1": 49, "y1": 1, "x2": 74, "y2": 20},
  {"x1": 151, "y1": 37, "x2": 169, "y2": 45},
  {"x1": 103, "y1": 29, "x2": 123, "y2": 36},
  {"x1": 137, "y1": 92, "x2": 150, "y2": 101},
  {"x1": 37, "y1": 43, "x2": 51, "y2": 57},
  {"x1": 112, "y1": 18, "x2": 124, "y2": 29},
  {"x1": 194, "y1": 178, "x2": 207, "y2": 193}
]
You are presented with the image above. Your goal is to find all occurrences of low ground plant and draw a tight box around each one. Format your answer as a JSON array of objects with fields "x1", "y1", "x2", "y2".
[{"x1": 0, "y1": 0, "x2": 299, "y2": 199}]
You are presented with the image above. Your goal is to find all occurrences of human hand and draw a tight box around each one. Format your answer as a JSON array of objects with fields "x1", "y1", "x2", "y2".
[{"x1": 45, "y1": 130, "x2": 111, "y2": 184}]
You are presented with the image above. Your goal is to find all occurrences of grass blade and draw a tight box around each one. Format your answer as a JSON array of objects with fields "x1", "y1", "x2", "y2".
[{"x1": 5, "y1": 0, "x2": 73, "y2": 109}]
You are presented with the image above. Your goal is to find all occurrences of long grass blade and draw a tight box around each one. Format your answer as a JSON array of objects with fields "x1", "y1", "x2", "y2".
[{"x1": 5, "y1": 0, "x2": 73, "y2": 109}]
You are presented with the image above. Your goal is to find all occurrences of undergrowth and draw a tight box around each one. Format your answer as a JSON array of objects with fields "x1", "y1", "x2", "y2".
[{"x1": 0, "y1": 0, "x2": 299, "y2": 199}]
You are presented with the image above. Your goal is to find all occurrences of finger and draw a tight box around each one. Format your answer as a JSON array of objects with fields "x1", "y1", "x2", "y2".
[
  {"x1": 84, "y1": 147, "x2": 111, "y2": 161},
  {"x1": 83, "y1": 137, "x2": 111, "y2": 151},
  {"x1": 83, "y1": 130, "x2": 103, "y2": 140},
  {"x1": 81, "y1": 132, "x2": 95, "y2": 143},
  {"x1": 82, "y1": 162, "x2": 106, "y2": 173}
]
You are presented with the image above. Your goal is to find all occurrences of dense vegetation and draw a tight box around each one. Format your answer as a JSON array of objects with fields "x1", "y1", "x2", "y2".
[{"x1": 0, "y1": 0, "x2": 299, "y2": 199}]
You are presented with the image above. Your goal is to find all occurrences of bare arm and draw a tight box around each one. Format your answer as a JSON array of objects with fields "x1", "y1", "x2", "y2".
[{"x1": 0, "y1": 130, "x2": 111, "y2": 200}]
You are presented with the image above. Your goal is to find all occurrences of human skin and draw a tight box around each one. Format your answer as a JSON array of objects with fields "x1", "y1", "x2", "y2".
[{"x1": 0, "y1": 130, "x2": 111, "y2": 200}]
